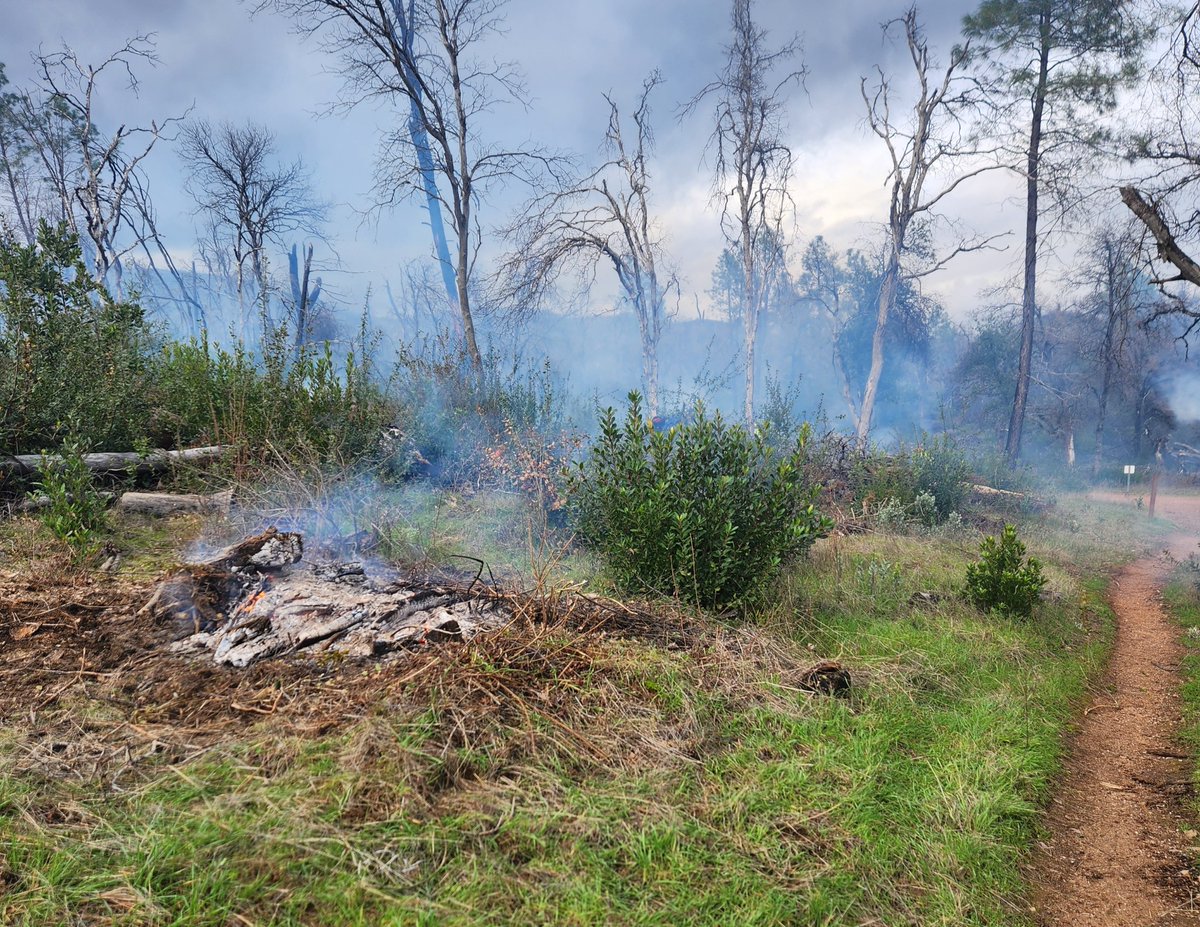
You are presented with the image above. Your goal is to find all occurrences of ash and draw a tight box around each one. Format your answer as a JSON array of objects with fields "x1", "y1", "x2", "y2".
[{"x1": 140, "y1": 528, "x2": 510, "y2": 668}]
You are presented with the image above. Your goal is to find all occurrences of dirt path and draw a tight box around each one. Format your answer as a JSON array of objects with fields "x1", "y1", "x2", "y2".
[{"x1": 1032, "y1": 493, "x2": 1200, "y2": 926}]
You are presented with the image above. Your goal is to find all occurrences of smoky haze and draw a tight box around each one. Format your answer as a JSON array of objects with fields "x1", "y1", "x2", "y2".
[
  {"x1": 0, "y1": 0, "x2": 1011, "y2": 317},
  {"x1": 3, "y1": 0, "x2": 1199, "y2": 472}
]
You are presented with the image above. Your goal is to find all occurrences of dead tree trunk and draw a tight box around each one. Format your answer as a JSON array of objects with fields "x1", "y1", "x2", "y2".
[{"x1": 857, "y1": 249, "x2": 901, "y2": 444}]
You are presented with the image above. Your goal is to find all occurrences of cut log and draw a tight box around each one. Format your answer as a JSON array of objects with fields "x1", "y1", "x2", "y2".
[
  {"x1": 1, "y1": 445, "x2": 228, "y2": 476},
  {"x1": 115, "y1": 490, "x2": 233, "y2": 517}
]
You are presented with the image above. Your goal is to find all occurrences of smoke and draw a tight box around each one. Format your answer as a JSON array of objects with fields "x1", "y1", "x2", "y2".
[{"x1": 1161, "y1": 369, "x2": 1200, "y2": 424}]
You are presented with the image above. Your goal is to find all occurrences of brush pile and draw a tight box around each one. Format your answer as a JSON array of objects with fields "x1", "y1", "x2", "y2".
[{"x1": 140, "y1": 528, "x2": 511, "y2": 667}]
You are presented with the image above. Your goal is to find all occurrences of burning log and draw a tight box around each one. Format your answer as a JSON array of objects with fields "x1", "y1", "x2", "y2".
[{"x1": 141, "y1": 528, "x2": 509, "y2": 667}]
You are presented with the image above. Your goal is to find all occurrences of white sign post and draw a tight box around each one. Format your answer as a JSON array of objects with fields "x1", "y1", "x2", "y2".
[{"x1": 1124, "y1": 464, "x2": 1136, "y2": 492}]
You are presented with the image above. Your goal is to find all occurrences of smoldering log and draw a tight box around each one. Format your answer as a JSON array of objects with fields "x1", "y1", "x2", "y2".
[
  {"x1": 1, "y1": 445, "x2": 228, "y2": 476},
  {"x1": 141, "y1": 528, "x2": 509, "y2": 668}
]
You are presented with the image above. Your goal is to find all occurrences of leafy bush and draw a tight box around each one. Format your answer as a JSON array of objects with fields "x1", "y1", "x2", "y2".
[
  {"x1": 846, "y1": 434, "x2": 968, "y2": 525},
  {"x1": 152, "y1": 318, "x2": 395, "y2": 470},
  {"x1": 911, "y1": 433, "x2": 970, "y2": 519},
  {"x1": 964, "y1": 524, "x2": 1047, "y2": 617},
  {"x1": 37, "y1": 436, "x2": 110, "y2": 556},
  {"x1": 0, "y1": 223, "x2": 155, "y2": 453},
  {"x1": 850, "y1": 446, "x2": 919, "y2": 511},
  {"x1": 568, "y1": 393, "x2": 832, "y2": 611}
]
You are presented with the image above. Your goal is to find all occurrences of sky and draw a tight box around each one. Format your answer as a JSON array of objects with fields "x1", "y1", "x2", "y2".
[{"x1": 0, "y1": 0, "x2": 1095, "y2": 323}]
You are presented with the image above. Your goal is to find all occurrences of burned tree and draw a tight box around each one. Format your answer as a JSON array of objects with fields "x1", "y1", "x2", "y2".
[
  {"x1": 965, "y1": 0, "x2": 1149, "y2": 464},
  {"x1": 260, "y1": 0, "x2": 555, "y2": 370},
  {"x1": 180, "y1": 120, "x2": 325, "y2": 311},
  {"x1": 288, "y1": 242, "x2": 324, "y2": 358},
  {"x1": 13, "y1": 38, "x2": 188, "y2": 297},
  {"x1": 857, "y1": 7, "x2": 999, "y2": 443},
  {"x1": 504, "y1": 73, "x2": 674, "y2": 414},
  {"x1": 685, "y1": 0, "x2": 803, "y2": 423}
]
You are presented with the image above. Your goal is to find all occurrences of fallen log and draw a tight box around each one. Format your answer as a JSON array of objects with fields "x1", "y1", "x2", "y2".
[
  {"x1": 968, "y1": 483, "x2": 1026, "y2": 499},
  {"x1": 18, "y1": 491, "x2": 117, "y2": 513},
  {"x1": 115, "y1": 489, "x2": 234, "y2": 517},
  {"x1": 1, "y1": 445, "x2": 228, "y2": 476}
]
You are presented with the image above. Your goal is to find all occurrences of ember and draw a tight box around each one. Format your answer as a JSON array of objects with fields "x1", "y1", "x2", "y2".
[{"x1": 141, "y1": 528, "x2": 510, "y2": 667}]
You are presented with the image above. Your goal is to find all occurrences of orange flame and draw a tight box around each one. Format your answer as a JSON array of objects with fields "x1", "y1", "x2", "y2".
[{"x1": 236, "y1": 579, "x2": 272, "y2": 617}]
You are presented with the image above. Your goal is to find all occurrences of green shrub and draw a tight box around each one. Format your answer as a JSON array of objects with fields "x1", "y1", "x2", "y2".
[
  {"x1": 151, "y1": 318, "x2": 395, "y2": 470},
  {"x1": 37, "y1": 436, "x2": 110, "y2": 556},
  {"x1": 568, "y1": 393, "x2": 832, "y2": 611},
  {"x1": 847, "y1": 434, "x2": 968, "y2": 525},
  {"x1": 964, "y1": 524, "x2": 1047, "y2": 617},
  {"x1": 911, "y1": 433, "x2": 970, "y2": 520},
  {"x1": 0, "y1": 223, "x2": 155, "y2": 453},
  {"x1": 851, "y1": 446, "x2": 919, "y2": 510}
]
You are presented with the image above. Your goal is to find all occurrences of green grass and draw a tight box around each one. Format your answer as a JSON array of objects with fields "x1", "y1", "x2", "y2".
[
  {"x1": 0, "y1": 504, "x2": 1126, "y2": 926},
  {"x1": 1165, "y1": 556, "x2": 1200, "y2": 816}
]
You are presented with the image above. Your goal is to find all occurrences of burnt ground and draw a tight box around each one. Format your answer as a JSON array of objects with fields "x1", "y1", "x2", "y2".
[
  {"x1": 1030, "y1": 492, "x2": 1200, "y2": 926},
  {"x1": 0, "y1": 534, "x2": 726, "y2": 799}
]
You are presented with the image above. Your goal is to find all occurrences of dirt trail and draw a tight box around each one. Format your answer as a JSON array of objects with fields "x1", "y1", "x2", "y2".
[{"x1": 1032, "y1": 492, "x2": 1200, "y2": 926}]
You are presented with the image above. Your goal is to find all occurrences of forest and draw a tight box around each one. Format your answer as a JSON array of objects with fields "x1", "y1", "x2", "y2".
[{"x1": 5, "y1": 1, "x2": 1200, "y2": 926}]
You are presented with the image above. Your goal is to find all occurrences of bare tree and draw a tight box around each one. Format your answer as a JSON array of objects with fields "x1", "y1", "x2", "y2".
[
  {"x1": 1119, "y1": 4, "x2": 1200, "y2": 340},
  {"x1": 0, "y1": 62, "x2": 47, "y2": 245},
  {"x1": 180, "y1": 119, "x2": 326, "y2": 313},
  {"x1": 260, "y1": 0, "x2": 557, "y2": 370},
  {"x1": 15, "y1": 38, "x2": 188, "y2": 296},
  {"x1": 2, "y1": 69, "x2": 86, "y2": 240},
  {"x1": 857, "y1": 7, "x2": 1001, "y2": 443},
  {"x1": 503, "y1": 73, "x2": 675, "y2": 414},
  {"x1": 684, "y1": 0, "x2": 803, "y2": 423}
]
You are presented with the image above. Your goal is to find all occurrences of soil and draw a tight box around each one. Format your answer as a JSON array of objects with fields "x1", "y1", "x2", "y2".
[{"x1": 1031, "y1": 492, "x2": 1200, "y2": 926}]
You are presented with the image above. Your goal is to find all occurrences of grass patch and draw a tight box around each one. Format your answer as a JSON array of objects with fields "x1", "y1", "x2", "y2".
[
  {"x1": 0, "y1": 500, "x2": 1126, "y2": 926},
  {"x1": 1165, "y1": 556, "x2": 1200, "y2": 807}
]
